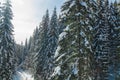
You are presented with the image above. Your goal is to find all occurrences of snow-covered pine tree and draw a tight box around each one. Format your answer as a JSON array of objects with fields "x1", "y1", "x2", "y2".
[
  {"x1": 32, "y1": 26, "x2": 43, "y2": 78},
  {"x1": 35, "y1": 10, "x2": 50, "y2": 80},
  {"x1": 34, "y1": 25, "x2": 43, "y2": 80},
  {"x1": 58, "y1": 15, "x2": 66, "y2": 34},
  {"x1": 33, "y1": 27, "x2": 40, "y2": 53},
  {"x1": 0, "y1": 0, "x2": 15, "y2": 79},
  {"x1": 28, "y1": 27, "x2": 39, "y2": 54},
  {"x1": 22, "y1": 27, "x2": 41, "y2": 75},
  {"x1": 109, "y1": 1, "x2": 120, "y2": 79},
  {"x1": 27, "y1": 36, "x2": 33, "y2": 51},
  {"x1": 117, "y1": 1, "x2": 120, "y2": 11},
  {"x1": 24, "y1": 39, "x2": 29, "y2": 57},
  {"x1": 44, "y1": 7, "x2": 59, "y2": 79},
  {"x1": 93, "y1": 0, "x2": 114, "y2": 80},
  {"x1": 51, "y1": 0, "x2": 96, "y2": 80},
  {"x1": 81, "y1": 0, "x2": 99, "y2": 79},
  {"x1": 15, "y1": 42, "x2": 24, "y2": 65}
]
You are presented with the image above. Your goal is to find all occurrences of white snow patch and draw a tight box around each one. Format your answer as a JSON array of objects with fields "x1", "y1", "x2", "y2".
[
  {"x1": 58, "y1": 24, "x2": 72, "y2": 42},
  {"x1": 75, "y1": 12, "x2": 82, "y2": 16},
  {"x1": 51, "y1": 66, "x2": 61, "y2": 77},
  {"x1": 72, "y1": 59, "x2": 79, "y2": 75},
  {"x1": 56, "y1": 53, "x2": 66, "y2": 62},
  {"x1": 66, "y1": 75, "x2": 71, "y2": 80},
  {"x1": 54, "y1": 46, "x2": 61, "y2": 58},
  {"x1": 80, "y1": 1, "x2": 87, "y2": 8},
  {"x1": 72, "y1": 41, "x2": 75, "y2": 44},
  {"x1": 73, "y1": 67, "x2": 78, "y2": 75},
  {"x1": 13, "y1": 71, "x2": 34, "y2": 80},
  {"x1": 85, "y1": 38, "x2": 89, "y2": 46},
  {"x1": 58, "y1": 32, "x2": 67, "y2": 41},
  {"x1": 64, "y1": 25, "x2": 69, "y2": 31},
  {"x1": 69, "y1": 1, "x2": 75, "y2": 8},
  {"x1": 80, "y1": 31, "x2": 85, "y2": 37}
]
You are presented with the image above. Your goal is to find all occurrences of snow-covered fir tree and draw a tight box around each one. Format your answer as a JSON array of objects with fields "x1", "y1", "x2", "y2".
[
  {"x1": 5, "y1": 0, "x2": 119, "y2": 80},
  {"x1": 44, "y1": 7, "x2": 59, "y2": 79},
  {"x1": 93, "y1": 0, "x2": 110, "y2": 80},
  {"x1": 51, "y1": 0, "x2": 96, "y2": 80},
  {"x1": 93, "y1": 0, "x2": 120, "y2": 80},
  {"x1": 15, "y1": 42, "x2": 24, "y2": 65},
  {"x1": 35, "y1": 10, "x2": 50, "y2": 80},
  {"x1": 33, "y1": 27, "x2": 40, "y2": 53},
  {"x1": 58, "y1": 15, "x2": 66, "y2": 34},
  {"x1": 109, "y1": 1, "x2": 120, "y2": 80},
  {"x1": 0, "y1": 0, "x2": 15, "y2": 79},
  {"x1": 22, "y1": 27, "x2": 41, "y2": 75},
  {"x1": 32, "y1": 27, "x2": 42, "y2": 76},
  {"x1": 24, "y1": 39, "x2": 29, "y2": 57}
]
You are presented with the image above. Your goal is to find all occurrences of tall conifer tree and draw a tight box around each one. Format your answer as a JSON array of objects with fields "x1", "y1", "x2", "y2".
[
  {"x1": 51, "y1": 0, "x2": 96, "y2": 80},
  {"x1": 35, "y1": 10, "x2": 50, "y2": 80},
  {"x1": 0, "y1": 0, "x2": 15, "y2": 79},
  {"x1": 45, "y1": 7, "x2": 59, "y2": 79}
]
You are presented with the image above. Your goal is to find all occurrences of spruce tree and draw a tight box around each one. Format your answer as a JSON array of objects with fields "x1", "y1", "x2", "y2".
[
  {"x1": 93, "y1": 0, "x2": 117, "y2": 80},
  {"x1": 109, "y1": 1, "x2": 120, "y2": 79},
  {"x1": 0, "y1": 0, "x2": 15, "y2": 79},
  {"x1": 35, "y1": 10, "x2": 50, "y2": 80},
  {"x1": 23, "y1": 27, "x2": 40, "y2": 75},
  {"x1": 15, "y1": 42, "x2": 24, "y2": 65},
  {"x1": 45, "y1": 7, "x2": 59, "y2": 79},
  {"x1": 51, "y1": 0, "x2": 96, "y2": 80},
  {"x1": 32, "y1": 26, "x2": 42, "y2": 78},
  {"x1": 58, "y1": 15, "x2": 66, "y2": 34},
  {"x1": 24, "y1": 39, "x2": 28, "y2": 56},
  {"x1": 33, "y1": 27, "x2": 40, "y2": 53}
]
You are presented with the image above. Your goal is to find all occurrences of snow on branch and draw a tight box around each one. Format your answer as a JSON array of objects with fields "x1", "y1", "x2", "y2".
[
  {"x1": 54, "y1": 46, "x2": 61, "y2": 58},
  {"x1": 51, "y1": 66, "x2": 61, "y2": 77},
  {"x1": 80, "y1": 1, "x2": 87, "y2": 8}
]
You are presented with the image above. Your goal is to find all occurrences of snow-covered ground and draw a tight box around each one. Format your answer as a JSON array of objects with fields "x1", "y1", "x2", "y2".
[{"x1": 13, "y1": 71, "x2": 34, "y2": 80}]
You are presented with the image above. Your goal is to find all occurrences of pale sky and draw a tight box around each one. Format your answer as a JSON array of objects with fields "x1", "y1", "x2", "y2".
[
  {"x1": 0, "y1": 0, "x2": 118, "y2": 44},
  {"x1": 11, "y1": 0, "x2": 64, "y2": 44}
]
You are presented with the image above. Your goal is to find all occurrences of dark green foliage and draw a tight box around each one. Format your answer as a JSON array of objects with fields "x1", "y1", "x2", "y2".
[
  {"x1": 51, "y1": 0, "x2": 97, "y2": 80},
  {"x1": 45, "y1": 7, "x2": 59, "y2": 79},
  {"x1": 11, "y1": 0, "x2": 120, "y2": 80},
  {"x1": 93, "y1": 0, "x2": 120, "y2": 80},
  {"x1": 35, "y1": 10, "x2": 50, "y2": 80},
  {"x1": 15, "y1": 42, "x2": 24, "y2": 65},
  {"x1": 0, "y1": 0, "x2": 15, "y2": 80}
]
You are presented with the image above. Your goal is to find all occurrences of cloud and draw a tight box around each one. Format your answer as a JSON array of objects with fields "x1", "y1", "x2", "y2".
[{"x1": 12, "y1": 0, "x2": 38, "y2": 44}]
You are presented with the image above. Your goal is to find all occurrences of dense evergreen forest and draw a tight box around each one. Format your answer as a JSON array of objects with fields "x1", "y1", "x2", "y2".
[{"x1": 0, "y1": 0, "x2": 120, "y2": 80}]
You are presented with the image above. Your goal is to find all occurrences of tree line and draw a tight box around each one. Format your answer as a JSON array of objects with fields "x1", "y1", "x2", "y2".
[{"x1": 0, "y1": 0, "x2": 120, "y2": 80}]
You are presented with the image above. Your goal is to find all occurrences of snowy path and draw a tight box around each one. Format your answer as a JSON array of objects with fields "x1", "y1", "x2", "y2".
[{"x1": 13, "y1": 71, "x2": 34, "y2": 80}]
